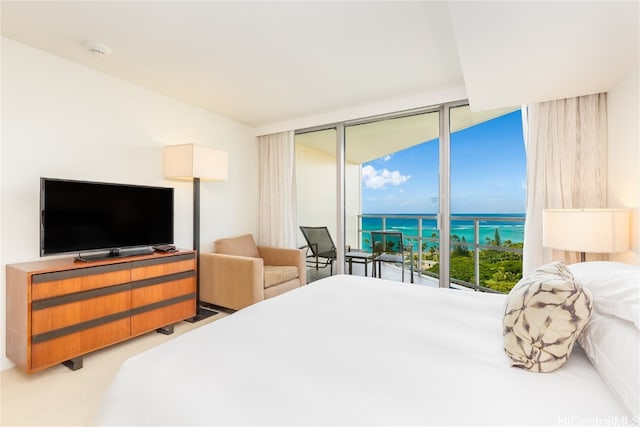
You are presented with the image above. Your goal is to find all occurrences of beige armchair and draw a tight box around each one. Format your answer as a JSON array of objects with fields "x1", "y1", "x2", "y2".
[{"x1": 200, "y1": 234, "x2": 306, "y2": 310}]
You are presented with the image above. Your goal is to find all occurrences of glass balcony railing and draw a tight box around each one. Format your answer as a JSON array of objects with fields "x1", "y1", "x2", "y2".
[{"x1": 355, "y1": 214, "x2": 524, "y2": 293}]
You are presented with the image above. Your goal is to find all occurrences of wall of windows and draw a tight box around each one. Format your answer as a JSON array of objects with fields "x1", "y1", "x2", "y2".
[{"x1": 295, "y1": 102, "x2": 525, "y2": 292}]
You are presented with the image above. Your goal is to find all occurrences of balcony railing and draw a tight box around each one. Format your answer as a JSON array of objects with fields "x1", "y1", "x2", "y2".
[{"x1": 355, "y1": 214, "x2": 524, "y2": 293}]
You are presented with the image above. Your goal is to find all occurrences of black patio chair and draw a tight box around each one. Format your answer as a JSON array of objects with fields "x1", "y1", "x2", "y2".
[
  {"x1": 299, "y1": 226, "x2": 337, "y2": 275},
  {"x1": 370, "y1": 230, "x2": 413, "y2": 283}
]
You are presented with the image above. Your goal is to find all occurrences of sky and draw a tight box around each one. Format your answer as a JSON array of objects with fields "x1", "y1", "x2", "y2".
[{"x1": 361, "y1": 110, "x2": 526, "y2": 214}]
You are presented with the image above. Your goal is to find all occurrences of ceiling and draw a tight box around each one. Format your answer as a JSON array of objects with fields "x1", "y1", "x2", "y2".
[
  {"x1": 297, "y1": 105, "x2": 518, "y2": 164},
  {"x1": 1, "y1": 1, "x2": 637, "y2": 129}
]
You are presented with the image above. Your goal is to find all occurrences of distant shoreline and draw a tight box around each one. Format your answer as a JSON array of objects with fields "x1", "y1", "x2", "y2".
[
  {"x1": 361, "y1": 213, "x2": 526, "y2": 217},
  {"x1": 360, "y1": 213, "x2": 525, "y2": 246}
]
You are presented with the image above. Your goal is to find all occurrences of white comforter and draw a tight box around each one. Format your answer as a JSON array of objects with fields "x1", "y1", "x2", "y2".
[{"x1": 95, "y1": 275, "x2": 628, "y2": 426}]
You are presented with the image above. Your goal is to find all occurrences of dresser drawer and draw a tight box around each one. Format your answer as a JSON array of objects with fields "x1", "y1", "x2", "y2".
[
  {"x1": 32, "y1": 264, "x2": 131, "y2": 300},
  {"x1": 31, "y1": 285, "x2": 131, "y2": 336},
  {"x1": 31, "y1": 318, "x2": 130, "y2": 371},
  {"x1": 131, "y1": 253, "x2": 195, "y2": 281},
  {"x1": 130, "y1": 272, "x2": 195, "y2": 308},
  {"x1": 131, "y1": 299, "x2": 195, "y2": 336}
]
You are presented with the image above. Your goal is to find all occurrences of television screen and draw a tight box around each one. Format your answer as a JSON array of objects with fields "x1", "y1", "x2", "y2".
[{"x1": 40, "y1": 178, "x2": 174, "y2": 257}]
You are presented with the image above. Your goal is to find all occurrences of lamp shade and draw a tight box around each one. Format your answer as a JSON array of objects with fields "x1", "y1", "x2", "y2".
[
  {"x1": 542, "y1": 208, "x2": 630, "y2": 253},
  {"x1": 163, "y1": 143, "x2": 228, "y2": 181}
]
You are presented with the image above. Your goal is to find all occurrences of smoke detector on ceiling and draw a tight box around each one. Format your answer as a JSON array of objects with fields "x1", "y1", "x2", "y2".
[{"x1": 85, "y1": 41, "x2": 112, "y2": 56}]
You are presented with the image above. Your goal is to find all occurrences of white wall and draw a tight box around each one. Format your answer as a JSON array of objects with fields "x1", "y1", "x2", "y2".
[
  {"x1": 607, "y1": 63, "x2": 639, "y2": 264},
  {"x1": 294, "y1": 143, "x2": 361, "y2": 252},
  {"x1": 0, "y1": 38, "x2": 259, "y2": 369},
  {"x1": 295, "y1": 144, "x2": 337, "y2": 246}
]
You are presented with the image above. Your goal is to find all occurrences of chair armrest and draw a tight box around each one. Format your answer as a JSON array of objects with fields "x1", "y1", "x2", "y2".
[
  {"x1": 199, "y1": 253, "x2": 264, "y2": 310},
  {"x1": 258, "y1": 246, "x2": 307, "y2": 285}
]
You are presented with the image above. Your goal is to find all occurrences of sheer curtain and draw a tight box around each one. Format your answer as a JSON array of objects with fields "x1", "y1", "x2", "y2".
[
  {"x1": 523, "y1": 93, "x2": 608, "y2": 274},
  {"x1": 258, "y1": 131, "x2": 298, "y2": 248}
]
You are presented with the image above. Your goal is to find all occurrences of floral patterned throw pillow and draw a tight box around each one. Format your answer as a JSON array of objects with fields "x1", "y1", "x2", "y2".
[{"x1": 503, "y1": 261, "x2": 594, "y2": 373}]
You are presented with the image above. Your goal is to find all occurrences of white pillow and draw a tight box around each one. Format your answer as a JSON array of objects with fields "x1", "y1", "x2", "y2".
[
  {"x1": 568, "y1": 261, "x2": 640, "y2": 329},
  {"x1": 578, "y1": 311, "x2": 639, "y2": 419}
]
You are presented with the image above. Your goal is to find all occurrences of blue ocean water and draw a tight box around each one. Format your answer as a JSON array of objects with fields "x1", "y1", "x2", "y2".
[{"x1": 360, "y1": 213, "x2": 525, "y2": 249}]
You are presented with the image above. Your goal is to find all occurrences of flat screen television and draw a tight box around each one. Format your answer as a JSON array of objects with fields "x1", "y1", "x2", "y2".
[{"x1": 40, "y1": 177, "x2": 174, "y2": 261}]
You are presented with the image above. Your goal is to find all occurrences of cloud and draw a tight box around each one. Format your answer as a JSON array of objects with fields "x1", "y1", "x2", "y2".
[
  {"x1": 362, "y1": 165, "x2": 410, "y2": 189},
  {"x1": 383, "y1": 154, "x2": 392, "y2": 162}
]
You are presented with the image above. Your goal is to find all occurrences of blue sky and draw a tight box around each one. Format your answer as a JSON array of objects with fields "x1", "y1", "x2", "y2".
[{"x1": 361, "y1": 110, "x2": 526, "y2": 214}]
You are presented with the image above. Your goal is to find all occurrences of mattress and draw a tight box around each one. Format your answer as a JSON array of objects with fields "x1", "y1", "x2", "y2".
[{"x1": 94, "y1": 274, "x2": 629, "y2": 426}]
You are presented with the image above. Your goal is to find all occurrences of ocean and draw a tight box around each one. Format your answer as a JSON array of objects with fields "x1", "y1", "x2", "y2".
[{"x1": 360, "y1": 213, "x2": 525, "y2": 250}]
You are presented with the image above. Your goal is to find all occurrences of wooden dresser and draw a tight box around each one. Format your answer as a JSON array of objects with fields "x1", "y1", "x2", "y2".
[{"x1": 5, "y1": 250, "x2": 196, "y2": 373}]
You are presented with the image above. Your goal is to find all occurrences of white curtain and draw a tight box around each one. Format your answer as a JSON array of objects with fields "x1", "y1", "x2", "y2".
[
  {"x1": 523, "y1": 93, "x2": 608, "y2": 274},
  {"x1": 258, "y1": 131, "x2": 297, "y2": 248}
]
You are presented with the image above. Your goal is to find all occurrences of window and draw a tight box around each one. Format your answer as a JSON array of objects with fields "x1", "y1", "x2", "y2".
[{"x1": 295, "y1": 103, "x2": 526, "y2": 292}]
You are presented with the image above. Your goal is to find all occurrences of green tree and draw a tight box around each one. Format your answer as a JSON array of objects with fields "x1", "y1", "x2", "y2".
[
  {"x1": 485, "y1": 266, "x2": 519, "y2": 293},
  {"x1": 453, "y1": 236, "x2": 470, "y2": 257},
  {"x1": 494, "y1": 228, "x2": 501, "y2": 246}
]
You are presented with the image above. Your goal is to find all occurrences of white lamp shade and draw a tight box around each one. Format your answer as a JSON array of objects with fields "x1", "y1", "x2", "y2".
[
  {"x1": 163, "y1": 143, "x2": 228, "y2": 181},
  {"x1": 542, "y1": 208, "x2": 630, "y2": 253}
]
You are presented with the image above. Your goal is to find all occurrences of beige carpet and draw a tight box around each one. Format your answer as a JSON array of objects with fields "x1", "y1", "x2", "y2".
[{"x1": 1, "y1": 312, "x2": 226, "y2": 426}]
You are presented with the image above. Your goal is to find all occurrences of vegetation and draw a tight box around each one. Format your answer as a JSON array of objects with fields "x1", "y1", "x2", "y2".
[
  {"x1": 364, "y1": 227, "x2": 523, "y2": 293},
  {"x1": 420, "y1": 228, "x2": 523, "y2": 293}
]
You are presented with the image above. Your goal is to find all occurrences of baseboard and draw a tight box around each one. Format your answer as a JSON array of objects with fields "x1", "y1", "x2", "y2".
[{"x1": 1, "y1": 355, "x2": 16, "y2": 371}]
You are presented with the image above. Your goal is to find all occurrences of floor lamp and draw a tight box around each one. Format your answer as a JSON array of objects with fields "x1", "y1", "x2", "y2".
[
  {"x1": 542, "y1": 208, "x2": 630, "y2": 262},
  {"x1": 163, "y1": 143, "x2": 229, "y2": 322}
]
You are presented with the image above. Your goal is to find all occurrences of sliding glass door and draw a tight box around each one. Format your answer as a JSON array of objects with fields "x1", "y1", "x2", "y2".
[
  {"x1": 344, "y1": 110, "x2": 441, "y2": 285},
  {"x1": 295, "y1": 101, "x2": 525, "y2": 291},
  {"x1": 449, "y1": 105, "x2": 526, "y2": 292}
]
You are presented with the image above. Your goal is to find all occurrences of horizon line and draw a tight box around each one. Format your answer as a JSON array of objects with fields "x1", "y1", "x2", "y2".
[{"x1": 361, "y1": 212, "x2": 526, "y2": 216}]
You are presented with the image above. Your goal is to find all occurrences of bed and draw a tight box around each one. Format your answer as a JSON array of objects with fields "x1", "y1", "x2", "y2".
[{"x1": 94, "y1": 262, "x2": 639, "y2": 426}]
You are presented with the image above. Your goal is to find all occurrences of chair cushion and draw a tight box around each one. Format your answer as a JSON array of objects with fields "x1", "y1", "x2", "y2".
[
  {"x1": 214, "y1": 234, "x2": 260, "y2": 258},
  {"x1": 264, "y1": 265, "x2": 299, "y2": 288}
]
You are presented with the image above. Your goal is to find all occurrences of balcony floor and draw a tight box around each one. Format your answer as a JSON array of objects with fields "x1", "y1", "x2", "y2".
[{"x1": 306, "y1": 260, "x2": 440, "y2": 287}]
